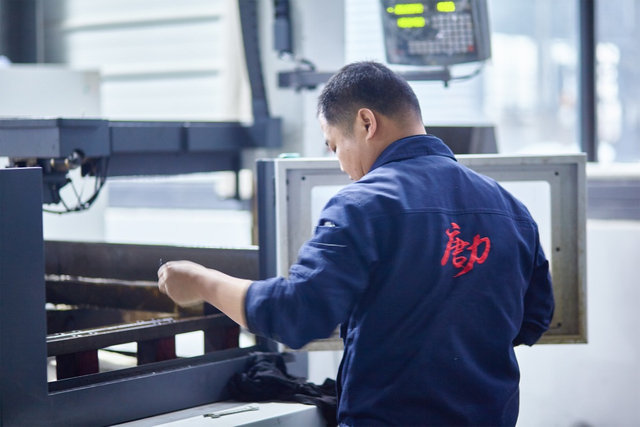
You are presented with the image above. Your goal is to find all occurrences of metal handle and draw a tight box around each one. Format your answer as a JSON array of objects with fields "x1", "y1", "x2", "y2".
[{"x1": 203, "y1": 405, "x2": 259, "y2": 419}]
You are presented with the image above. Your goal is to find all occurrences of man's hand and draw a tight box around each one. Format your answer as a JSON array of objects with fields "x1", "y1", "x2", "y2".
[
  {"x1": 157, "y1": 260, "x2": 252, "y2": 328},
  {"x1": 157, "y1": 260, "x2": 209, "y2": 307}
]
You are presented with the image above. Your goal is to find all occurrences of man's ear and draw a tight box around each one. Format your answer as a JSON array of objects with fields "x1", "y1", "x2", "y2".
[{"x1": 357, "y1": 108, "x2": 377, "y2": 139}]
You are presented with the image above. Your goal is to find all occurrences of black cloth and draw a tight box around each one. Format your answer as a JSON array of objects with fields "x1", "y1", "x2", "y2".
[{"x1": 227, "y1": 352, "x2": 337, "y2": 426}]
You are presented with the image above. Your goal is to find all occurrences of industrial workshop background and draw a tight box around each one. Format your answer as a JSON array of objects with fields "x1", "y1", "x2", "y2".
[{"x1": 0, "y1": 0, "x2": 638, "y2": 426}]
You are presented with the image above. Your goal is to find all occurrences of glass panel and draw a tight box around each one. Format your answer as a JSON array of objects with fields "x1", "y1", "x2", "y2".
[
  {"x1": 485, "y1": 0, "x2": 579, "y2": 156},
  {"x1": 596, "y1": 0, "x2": 640, "y2": 163}
]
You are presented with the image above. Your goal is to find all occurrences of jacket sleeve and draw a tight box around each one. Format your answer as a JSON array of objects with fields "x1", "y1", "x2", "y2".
[
  {"x1": 244, "y1": 193, "x2": 377, "y2": 349},
  {"x1": 513, "y1": 226, "x2": 555, "y2": 346}
]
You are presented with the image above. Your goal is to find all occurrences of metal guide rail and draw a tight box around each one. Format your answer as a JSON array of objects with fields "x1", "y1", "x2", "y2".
[{"x1": 46, "y1": 312, "x2": 236, "y2": 358}]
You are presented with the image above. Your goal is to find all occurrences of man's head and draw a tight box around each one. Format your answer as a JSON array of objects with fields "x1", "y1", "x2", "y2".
[{"x1": 317, "y1": 61, "x2": 425, "y2": 180}]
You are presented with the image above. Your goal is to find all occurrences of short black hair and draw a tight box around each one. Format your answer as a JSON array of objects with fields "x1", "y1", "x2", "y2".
[{"x1": 317, "y1": 61, "x2": 422, "y2": 134}]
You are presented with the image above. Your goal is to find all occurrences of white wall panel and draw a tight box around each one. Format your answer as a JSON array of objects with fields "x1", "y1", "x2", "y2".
[
  {"x1": 64, "y1": 0, "x2": 224, "y2": 28},
  {"x1": 102, "y1": 76, "x2": 223, "y2": 121},
  {"x1": 65, "y1": 23, "x2": 222, "y2": 67},
  {"x1": 62, "y1": 0, "x2": 250, "y2": 121},
  {"x1": 345, "y1": 0, "x2": 386, "y2": 62}
]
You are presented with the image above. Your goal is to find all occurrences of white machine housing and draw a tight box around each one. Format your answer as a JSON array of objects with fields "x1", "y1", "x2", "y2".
[{"x1": 271, "y1": 154, "x2": 587, "y2": 349}]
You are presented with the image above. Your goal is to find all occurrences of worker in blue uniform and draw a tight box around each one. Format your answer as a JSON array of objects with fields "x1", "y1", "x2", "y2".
[{"x1": 158, "y1": 61, "x2": 554, "y2": 426}]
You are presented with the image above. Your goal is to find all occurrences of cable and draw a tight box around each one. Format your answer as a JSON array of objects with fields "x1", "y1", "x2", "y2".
[
  {"x1": 448, "y1": 62, "x2": 485, "y2": 83},
  {"x1": 278, "y1": 50, "x2": 316, "y2": 71},
  {"x1": 42, "y1": 157, "x2": 110, "y2": 215}
]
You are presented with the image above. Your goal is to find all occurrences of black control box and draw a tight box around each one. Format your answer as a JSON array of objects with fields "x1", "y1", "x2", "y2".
[{"x1": 381, "y1": 0, "x2": 491, "y2": 66}]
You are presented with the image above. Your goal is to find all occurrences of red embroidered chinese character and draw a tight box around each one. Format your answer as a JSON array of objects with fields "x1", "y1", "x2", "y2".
[{"x1": 441, "y1": 223, "x2": 491, "y2": 277}]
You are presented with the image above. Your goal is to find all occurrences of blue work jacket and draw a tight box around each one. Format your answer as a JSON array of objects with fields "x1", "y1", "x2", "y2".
[{"x1": 246, "y1": 134, "x2": 554, "y2": 426}]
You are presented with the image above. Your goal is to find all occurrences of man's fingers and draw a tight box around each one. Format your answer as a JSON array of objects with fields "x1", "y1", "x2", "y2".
[
  {"x1": 157, "y1": 260, "x2": 205, "y2": 306},
  {"x1": 158, "y1": 262, "x2": 173, "y2": 295},
  {"x1": 157, "y1": 261, "x2": 172, "y2": 279},
  {"x1": 158, "y1": 278, "x2": 167, "y2": 294}
]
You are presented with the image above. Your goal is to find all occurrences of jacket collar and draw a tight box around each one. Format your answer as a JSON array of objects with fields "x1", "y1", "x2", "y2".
[{"x1": 370, "y1": 134, "x2": 456, "y2": 173}]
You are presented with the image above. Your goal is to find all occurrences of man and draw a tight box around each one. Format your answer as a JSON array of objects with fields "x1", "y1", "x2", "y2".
[{"x1": 158, "y1": 61, "x2": 554, "y2": 426}]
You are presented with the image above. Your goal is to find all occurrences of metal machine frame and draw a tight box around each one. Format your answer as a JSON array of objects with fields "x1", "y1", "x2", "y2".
[
  {"x1": 0, "y1": 168, "x2": 279, "y2": 427},
  {"x1": 0, "y1": 2, "x2": 288, "y2": 424},
  {"x1": 263, "y1": 154, "x2": 587, "y2": 347},
  {"x1": 0, "y1": 0, "x2": 280, "y2": 206}
]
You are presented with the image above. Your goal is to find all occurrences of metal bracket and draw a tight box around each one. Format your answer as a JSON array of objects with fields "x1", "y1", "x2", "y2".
[{"x1": 278, "y1": 67, "x2": 452, "y2": 91}]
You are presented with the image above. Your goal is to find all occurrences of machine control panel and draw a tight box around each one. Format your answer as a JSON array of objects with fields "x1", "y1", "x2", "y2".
[{"x1": 381, "y1": 0, "x2": 491, "y2": 66}]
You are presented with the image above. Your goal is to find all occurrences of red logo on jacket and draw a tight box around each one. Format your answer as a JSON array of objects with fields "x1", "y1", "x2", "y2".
[{"x1": 441, "y1": 222, "x2": 491, "y2": 277}]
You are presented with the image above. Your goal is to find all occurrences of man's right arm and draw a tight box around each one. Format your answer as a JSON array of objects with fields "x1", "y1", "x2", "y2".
[{"x1": 244, "y1": 194, "x2": 377, "y2": 350}]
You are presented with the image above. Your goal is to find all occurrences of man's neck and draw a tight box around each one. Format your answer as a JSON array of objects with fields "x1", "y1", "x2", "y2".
[{"x1": 374, "y1": 115, "x2": 427, "y2": 153}]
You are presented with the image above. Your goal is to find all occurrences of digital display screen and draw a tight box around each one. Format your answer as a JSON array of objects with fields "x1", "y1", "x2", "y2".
[
  {"x1": 386, "y1": 2, "x2": 457, "y2": 16},
  {"x1": 386, "y1": 3, "x2": 425, "y2": 15},
  {"x1": 381, "y1": 0, "x2": 491, "y2": 66},
  {"x1": 437, "y1": 1, "x2": 456, "y2": 13},
  {"x1": 397, "y1": 16, "x2": 426, "y2": 28},
  {"x1": 387, "y1": 2, "x2": 459, "y2": 28}
]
